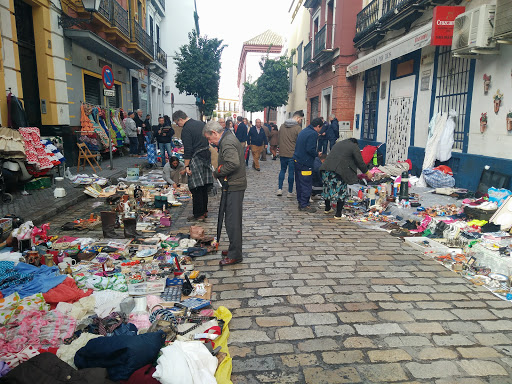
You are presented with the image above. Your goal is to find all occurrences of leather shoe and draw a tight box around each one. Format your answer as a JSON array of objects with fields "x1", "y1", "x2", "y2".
[
  {"x1": 221, "y1": 250, "x2": 228, "y2": 257},
  {"x1": 219, "y1": 257, "x2": 242, "y2": 266}
]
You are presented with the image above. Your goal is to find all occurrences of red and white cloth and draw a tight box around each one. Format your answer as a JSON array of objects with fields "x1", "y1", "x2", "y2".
[{"x1": 18, "y1": 128, "x2": 54, "y2": 171}]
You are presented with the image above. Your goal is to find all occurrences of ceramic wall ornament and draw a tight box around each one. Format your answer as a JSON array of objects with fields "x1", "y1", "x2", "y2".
[
  {"x1": 507, "y1": 111, "x2": 512, "y2": 132},
  {"x1": 494, "y1": 90, "x2": 503, "y2": 114},
  {"x1": 480, "y1": 112, "x2": 488, "y2": 133},
  {"x1": 483, "y1": 74, "x2": 491, "y2": 94}
]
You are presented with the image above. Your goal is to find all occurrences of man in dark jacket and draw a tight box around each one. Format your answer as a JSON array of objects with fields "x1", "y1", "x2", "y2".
[
  {"x1": 318, "y1": 117, "x2": 329, "y2": 155},
  {"x1": 329, "y1": 114, "x2": 339, "y2": 150},
  {"x1": 152, "y1": 116, "x2": 175, "y2": 166},
  {"x1": 235, "y1": 116, "x2": 248, "y2": 146},
  {"x1": 173, "y1": 110, "x2": 213, "y2": 221},
  {"x1": 203, "y1": 120, "x2": 247, "y2": 266},
  {"x1": 293, "y1": 117, "x2": 323, "y2": 212},
  {"x1": 247, "y1": 119, "x2": 268, "y2": 171}
]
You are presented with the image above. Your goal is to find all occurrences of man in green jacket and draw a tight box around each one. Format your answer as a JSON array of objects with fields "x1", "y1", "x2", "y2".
[{"x1": 203, "y1": 120, "x2": 247, "y2": 266}]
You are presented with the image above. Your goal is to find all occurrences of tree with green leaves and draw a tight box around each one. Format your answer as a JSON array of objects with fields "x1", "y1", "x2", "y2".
[
  {"x1": 174, "y1": 30, "x2": 226, "y2": 118},
  {"x1": 256, "y1": 54, "x2": 294, "y2": 122},
  {"x1": 242, "y1": 81, "x2": 261, "y2": 118}
]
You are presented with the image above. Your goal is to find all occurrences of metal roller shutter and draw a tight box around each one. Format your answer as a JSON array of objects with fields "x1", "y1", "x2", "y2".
[{"x1": 84, "y1": 74, "x2": 101, "y2": 105}]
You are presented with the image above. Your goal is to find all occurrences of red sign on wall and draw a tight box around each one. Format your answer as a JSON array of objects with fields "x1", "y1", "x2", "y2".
[{"x1": 431, "y1": 6, "x2": 466, "y2": 46}]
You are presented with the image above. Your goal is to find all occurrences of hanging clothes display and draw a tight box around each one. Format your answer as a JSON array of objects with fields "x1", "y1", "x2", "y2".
[
  {"x1": 111, "y1": 110, "x2": 126, "y2": 141},
  {"x1": 80, "y1": 104, "x2": 94, "y2": 133},
  {"x1": 0, "y1": 127, "x2": 26, "y2": 159}
]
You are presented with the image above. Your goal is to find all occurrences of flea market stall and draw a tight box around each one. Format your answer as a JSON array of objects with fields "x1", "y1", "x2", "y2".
[{"x1": 0, "y1": 159, "x2": 233, "y2": 382}]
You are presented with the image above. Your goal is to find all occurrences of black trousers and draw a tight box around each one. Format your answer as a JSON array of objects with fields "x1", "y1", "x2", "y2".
[
  {"x1": 225, "y1": 190, "x2": 244, "y2": 260},
  {"x1": 190, "y1": 185, "x2": 209, "y2": 218}
]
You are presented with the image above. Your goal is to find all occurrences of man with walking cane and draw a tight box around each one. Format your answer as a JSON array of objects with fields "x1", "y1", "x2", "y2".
[{"x1": 203, "y1": 120, "x2": 247, "y2": 266}]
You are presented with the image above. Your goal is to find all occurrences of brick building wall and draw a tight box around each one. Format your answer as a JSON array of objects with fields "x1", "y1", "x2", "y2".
[{"x1": 306, "y1": 59, "x2": 357, "y2": 126}]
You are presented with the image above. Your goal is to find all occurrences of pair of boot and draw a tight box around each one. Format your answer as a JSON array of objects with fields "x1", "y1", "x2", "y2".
[{"x1": 101, "y1": 211, "x2": 141, "y2": 239}]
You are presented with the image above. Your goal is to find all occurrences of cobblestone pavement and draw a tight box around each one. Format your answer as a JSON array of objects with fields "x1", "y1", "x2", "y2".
[
  {"x1": 44, "y1": 158, "x2": 512, "y2": 383},
  {"x1": 170, "y1": 159, "x2": 512, "y2": 384},
  {"x1": 0, "y1": 154, "x2": 148, "y2": 224}
]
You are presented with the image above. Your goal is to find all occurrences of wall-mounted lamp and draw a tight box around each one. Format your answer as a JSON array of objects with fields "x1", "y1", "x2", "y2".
[{"x1": 58, "y1": 0, "x2": 100, "y2": 29}]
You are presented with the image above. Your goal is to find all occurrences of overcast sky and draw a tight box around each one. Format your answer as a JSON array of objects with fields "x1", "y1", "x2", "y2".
[{"x1": 196, "y1": 0, "x2": 292, "y2": 99}]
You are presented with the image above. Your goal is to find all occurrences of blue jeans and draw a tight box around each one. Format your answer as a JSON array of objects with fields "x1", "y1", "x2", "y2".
[
  {"x1": 294, "y1": 161, "x2": 313, "y2": 208},
  {"x1": 159, "y1": 142, "x2": 173, "y2": 166},
  {"x1": 129, "y1": 137, "x2": 138, "y2": 154},
  {"x1": 278, "y1": 157, "x2": 295, "y2": 193}
]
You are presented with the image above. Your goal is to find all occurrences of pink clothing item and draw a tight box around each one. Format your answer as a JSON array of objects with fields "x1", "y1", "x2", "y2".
[
  {"x1": 0, "y1": 310, "x2": 76, "y2": 367},
  {"x1": 18, "y1": 128, "x2": 54, "y2": 171},
  {"x1": 128, "y1": 313, "x2": 151, "y2": 330},
  {"x1": 410, "y1": 216, "x2": 432, "y2": 234}
]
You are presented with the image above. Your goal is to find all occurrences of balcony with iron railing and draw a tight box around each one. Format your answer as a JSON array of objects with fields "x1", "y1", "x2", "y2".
[
  {"x1": 155, "y1": 45, "x2": 167, "y2": 68},
  {"x1": 303, "y1": 39, "x2": 312, "y2": 69},
  {"x1": 354, "y1": 0, "x2": 451, "y2": 48},
  {"x1": 131, "y1": 19, "x2": 154, "y2": 57},
  {"x1": 313, "y1": 23, "x2": 334, "y2": 59},
  {"x1": 355, "y1": 0, "x2": 379, "y2": 36},
  {"x1": 382, "y1": 0, "x2": 412, "y2": 16},
  {"x1": 112, "y1": 0, "x2": 129, "y2": 37},
  {"x1": 97, "y1": 0, "x2": 130, "y2": 38}
]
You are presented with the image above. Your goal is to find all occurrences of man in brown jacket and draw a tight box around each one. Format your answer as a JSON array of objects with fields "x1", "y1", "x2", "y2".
[{"x1": 277, "y1": 110, "x2": 304, "y2": 197}]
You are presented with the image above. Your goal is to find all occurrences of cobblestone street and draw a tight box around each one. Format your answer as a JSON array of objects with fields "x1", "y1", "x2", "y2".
[
  {"x1": 172, "y1": 160, "x2": 512, "y2": 384},
  {"x1": 47, "y1": 160, "x2": 512, "y2": 383}
]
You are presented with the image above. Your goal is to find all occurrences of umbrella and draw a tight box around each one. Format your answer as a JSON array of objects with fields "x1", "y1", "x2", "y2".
[{"x1": 216, "y1": 177, "x2": 228, "y2": 246}]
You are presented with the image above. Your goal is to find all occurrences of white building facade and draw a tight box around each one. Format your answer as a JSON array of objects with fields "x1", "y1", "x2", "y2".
[
  {"x1": 349, "y1": 0, "x2": 512, "y2": 191},
  {"x1": 237, "y1": 30, "x2": 284, "y2": 123},
  {"x1": 159, "y1": 0, "x2": 200, "y2": 121},
  {"x1": 277, "y1": 0, "x2": 311, "y2": 128}
]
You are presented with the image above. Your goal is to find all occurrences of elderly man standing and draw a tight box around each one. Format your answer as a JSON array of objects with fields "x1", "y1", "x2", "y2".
[
  {"x1": 247, "y1": 119, "x2": 267, "y2": 171},
  {"x1": 217, "y1": 117, "x2": 226, "y2": 129},
  {"x1": 124, "y1": 111, "x2": 139, "y2": 156},
  {"x1": 172, "y1": 110, "x2": 213, "y2": 221},
  {"x1": 203, "y1": 120, "x2": 246, "y2": 266}
]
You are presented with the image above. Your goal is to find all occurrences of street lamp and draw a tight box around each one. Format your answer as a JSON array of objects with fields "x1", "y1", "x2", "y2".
[
  {"x1": 58, "y1": 0, "x2": 101, "y2": 29},
  {"x1": 81, "y1": 0, "x2": 101, "y2": 12}
]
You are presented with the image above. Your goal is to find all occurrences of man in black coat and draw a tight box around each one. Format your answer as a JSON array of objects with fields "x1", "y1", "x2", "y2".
[
  {"x1": 235, "y1": 116, "x2": 248, "y2": 146},
  {"x1": 172, "y1": 110, "x2": 213, "y2": 221},
  {"x1": 329, "y1": 114, "x2": 339, "y2": 150}
]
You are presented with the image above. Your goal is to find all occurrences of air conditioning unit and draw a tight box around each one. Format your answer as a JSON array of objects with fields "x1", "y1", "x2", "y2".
[
  {"x1": 452, "y1": 4, "x2": 497, "y2": 56},
  {"x1": 494, "y1": 0, "x2": 512, "y2": 39}
]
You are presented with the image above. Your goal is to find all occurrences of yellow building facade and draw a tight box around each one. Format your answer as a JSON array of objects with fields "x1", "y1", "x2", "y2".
[{"x1": 0, "y1": 0, "x2": 69, "y2": 127}]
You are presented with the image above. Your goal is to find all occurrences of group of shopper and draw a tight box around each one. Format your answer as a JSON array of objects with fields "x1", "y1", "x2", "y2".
[
  {"x1": 291, "y1": 116, "x2": 372, "y2": 217},
  {"x1": 122, "y1": 110, "x2": 177, "y2": 166},
  {"x1": 155, "y1": 109, "x2": 368, "y2": 269}
]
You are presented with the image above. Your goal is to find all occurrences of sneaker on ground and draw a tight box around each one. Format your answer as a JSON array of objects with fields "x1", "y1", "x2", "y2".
[
  {"x1": 287, "y1": 192, "x2": 294, "y2": 198},
  {"x1": 324, "y1": 209, "x2": 333, "y2": 214},
  {"x1": 299, "y1": 206, "x2": 317, "y2": 213},
  {"x1": 277, "y1": 189, "x2": 283, "y2": 196}
]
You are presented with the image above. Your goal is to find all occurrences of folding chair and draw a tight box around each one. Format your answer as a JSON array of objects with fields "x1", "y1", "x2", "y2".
[{"x1": 77, "y1": 142, "x2": 102, "y2": 173}]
